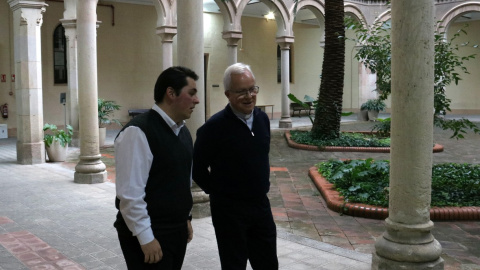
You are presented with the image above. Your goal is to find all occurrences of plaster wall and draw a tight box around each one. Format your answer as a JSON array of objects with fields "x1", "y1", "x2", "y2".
[
  {"x1": 203, "y1": 12, "x2": 229, "y2": 118},
  {"x1": 41, "y1": 2, "x2": 69, "y2": 127},
  {"x1": 446, "y1": 19, "x2": 480, "y2": 112},
  {"x1": 237, "y1": 17, "x2": 280, "y2": 114},
  {"x1": 0, "y1": 1, "x2": 14, "y2": 130},
  {"x1": 291, "y1": 22, "x2": 323, "y2": 105}
]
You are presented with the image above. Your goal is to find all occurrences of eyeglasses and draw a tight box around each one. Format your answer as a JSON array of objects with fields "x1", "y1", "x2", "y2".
[{"x1": 230, "y1": 86, "x2": 260, "y2": 98}]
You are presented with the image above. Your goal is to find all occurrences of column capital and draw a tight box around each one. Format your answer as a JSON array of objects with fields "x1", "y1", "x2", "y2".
[
  {"x1": 60, "y1": 18, "x2": 77, "y2": 29},
  {"x1": 156, "y1": 25, "x2": 177, "y2": 43},
  {"x1": 276, "y1": 36, "x2": 294, "y2": 49},
  {"x1": 9, "y1": 0, "x2": 47, "y2": 26},
  {"x1": 8, "y1": 0, "x2": 47, "y2": 11},
  {"x1": 222, "y1": 31, "x2": 243, "y2": 46}
]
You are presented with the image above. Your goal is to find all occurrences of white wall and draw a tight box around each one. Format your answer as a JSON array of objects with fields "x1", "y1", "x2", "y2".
[{"x1": 446, "y1": 19, "x2": 480, "y2": 113}]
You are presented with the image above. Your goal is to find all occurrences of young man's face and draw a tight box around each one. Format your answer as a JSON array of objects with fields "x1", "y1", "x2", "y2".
[
  {"x1": 225, "y1": 71, "x2": 256, "y2": 114},
  {"x1": 171, "y1": 77, "x2": 199, "y2": 122}
]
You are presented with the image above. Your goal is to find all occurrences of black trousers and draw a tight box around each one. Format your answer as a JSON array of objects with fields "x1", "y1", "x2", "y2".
[
  {"x1": 210, "y1": 195, "x2": 278, "y2": 270},
  {"x1": 117, "y1": 224, "x2": 188, "y2": 270}
]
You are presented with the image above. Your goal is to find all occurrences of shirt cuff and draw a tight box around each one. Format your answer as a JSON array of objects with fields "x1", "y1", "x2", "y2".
[{"x1": 136, "y1": 228, "x2": 155, "y2": 245}]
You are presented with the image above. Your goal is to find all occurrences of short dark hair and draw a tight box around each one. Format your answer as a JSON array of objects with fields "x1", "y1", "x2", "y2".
[{"x1": 154, "y1": 66, "x2": 199, "y2": 103}]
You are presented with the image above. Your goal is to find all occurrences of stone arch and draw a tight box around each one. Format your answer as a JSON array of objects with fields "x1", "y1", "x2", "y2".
[
  {"x1": 152, "y1": 0, "x2": 176, "y2": 27},
  {"x1": 290, "y1": 0, "x2": 325, "y2": 26},
  {"x1": 344, "y1": 3, "x2": 368, "y2": 29},
  {"x1": 213, "y1": 0, "x2": 239, "y2": 32},
  {"x1": 437, "y1": 2, "x2": 480, "y2": 31},
  {"x1": 288, "y1": 0, "x2": 325, "y2": 44},
  {"x1": 374, "y1": 8, "x2": 391, "y2": 25},
  {"x1": 236, "y1": 0, "x2": 292, "y2": 37}
]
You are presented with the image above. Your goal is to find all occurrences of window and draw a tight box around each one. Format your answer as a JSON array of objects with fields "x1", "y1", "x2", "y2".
[
  {"x1": 53, "y1": 24, "x2": 67, "y2": 84},
  {"x1": 277, "y1": 44, "x2": 293, "y2": 83}
]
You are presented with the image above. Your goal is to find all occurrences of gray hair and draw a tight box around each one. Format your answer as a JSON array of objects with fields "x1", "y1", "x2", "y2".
[{"x1": 223, "y1": 63, "x2": 255, "y2": 92}]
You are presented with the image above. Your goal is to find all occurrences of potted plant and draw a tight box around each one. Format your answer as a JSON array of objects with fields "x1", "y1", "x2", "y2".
[
  {"x1": 43, "y1": 123, "x2": 73, "y2": 162},
  {"x1": 361, "y1": 99, "x2": 386, "y2": 121},
  {"x1": 98, "y1": 98, "x2": 122, "y2": 146}
]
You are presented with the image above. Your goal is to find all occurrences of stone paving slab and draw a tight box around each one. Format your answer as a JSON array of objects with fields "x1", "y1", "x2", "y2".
[{"x1": 0, "y1": 134, "x2": 373, "y2": 270}]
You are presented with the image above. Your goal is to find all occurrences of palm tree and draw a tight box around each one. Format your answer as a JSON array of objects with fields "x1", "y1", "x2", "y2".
[{"x1": 310, "y1": 0, "x2": 345, "y2": 139}]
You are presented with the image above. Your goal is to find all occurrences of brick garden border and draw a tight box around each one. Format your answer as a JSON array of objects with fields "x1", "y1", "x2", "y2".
[
  {"x1": 285, "y1": 130, "x2": 444, "y2": 153},
  {"x1": 308, "y1": 167, "x2": 480, "y2": 220}
]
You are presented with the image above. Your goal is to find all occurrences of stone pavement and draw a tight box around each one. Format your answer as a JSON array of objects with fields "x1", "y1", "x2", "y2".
[{"x1": 0, "y1": 113, "x2": 479, "y2": 269}]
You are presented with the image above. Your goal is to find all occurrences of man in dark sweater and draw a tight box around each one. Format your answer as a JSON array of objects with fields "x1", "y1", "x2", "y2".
[
  {"x1": 114, "y1": 66, "x2": 199, "y2": 269},
  {"x1": 193, "y1": 63, "x2": 278, "y2": 269}
]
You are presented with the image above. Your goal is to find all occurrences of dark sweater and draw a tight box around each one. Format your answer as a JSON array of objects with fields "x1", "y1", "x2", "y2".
[
  {"x1": 115, "y1": 110, "x2": 193, "y2": 233},
  {"x1": 193, "y1": 105, "x2": 271, "y2": 202}
]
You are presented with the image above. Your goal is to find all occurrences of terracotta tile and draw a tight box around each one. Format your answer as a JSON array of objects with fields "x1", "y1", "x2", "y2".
[
  {"x1": 37, "y1": 247, "x2": 66, "y2": 261},
  {"x1": 270, "y1": 167, "x2": 288, "y2": 172},
  {"x1": 0, "y1": 216, "x2": 14, "y2": 225},
  {"x1": 31, "y1": 263, "x2": 58, "y2": 270}
]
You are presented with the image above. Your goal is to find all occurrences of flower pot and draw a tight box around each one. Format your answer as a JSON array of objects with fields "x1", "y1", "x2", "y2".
[
  {"x1": 99, "y1": 127, "x2": 106, "y2": 147},
  {"x1": 357, "y1": 110, "x2": 369, "y2": 121},
  {"x1": 45, "y1": 140, "x2": 68, "y2": 162},
  {"x1": 368, "y1": 110, "x2": 379, "y2": 121}
]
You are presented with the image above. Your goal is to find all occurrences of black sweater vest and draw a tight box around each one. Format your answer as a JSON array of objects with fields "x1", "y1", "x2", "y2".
[{"x1": 115, "y1": 110, "x2": 193, "y2": 233}]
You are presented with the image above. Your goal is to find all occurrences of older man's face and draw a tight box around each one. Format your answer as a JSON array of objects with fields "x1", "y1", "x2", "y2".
[{"x1": 225, "y1": 71, "x2": 256, "y2": 115}]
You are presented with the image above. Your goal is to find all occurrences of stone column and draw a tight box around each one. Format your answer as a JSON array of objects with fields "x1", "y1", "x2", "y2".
[
  {"x1": 177, "y1": 0, "x2": 208, "y2": 214},
  {"x1": 277, "y1": 37, "x2": 294, "y2": 128},
  {"x1": 177, "y1": 0, "x2": 205, "y2": 139},
  {"x1": 156, "y1": 26, "x2": 177, "y2": 71},
  {"x1": 61, "y1": 0, "x2": 79, "y2": 146},
  {"x1": 8, "y1": 0, "x2": 47, "y2": 165},
  {"x1": 222, "y1": 31, "x2": 242, "y2": 66},
  {"x1": 74, "y1": 0, "x2": 106, "y2": 184},
  {"x1": 372, "y1": 1, "x2": 444, "y2": 269}
]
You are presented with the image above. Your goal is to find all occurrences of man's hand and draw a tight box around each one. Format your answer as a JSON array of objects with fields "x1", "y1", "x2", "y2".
[
  {"x1": 187, "y1": 220, "x2": 193, "y2": 243},
  {"x1": 141, "y1": 238, "x2": 162, "y2": 264}
]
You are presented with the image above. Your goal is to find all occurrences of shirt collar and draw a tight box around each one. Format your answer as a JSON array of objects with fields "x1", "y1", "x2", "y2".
[
  {"x1": 229, "y1": 103, "x2": 253, "y2": 121},
  {"x1": 152, "y1": 104, "x2": 185, "y2": 135}
]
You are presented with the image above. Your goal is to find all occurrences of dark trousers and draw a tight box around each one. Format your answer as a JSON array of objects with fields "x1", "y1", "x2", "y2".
[
  {"x1": 210, "y1": 195, "x2": 278, "y2": 270},
  {"x1": 117, "y1": 224, "x2": 188, "y2": 270}
]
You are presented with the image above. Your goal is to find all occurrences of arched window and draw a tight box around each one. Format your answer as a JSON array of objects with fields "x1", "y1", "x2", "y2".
[{"x1": 53, "y1": 24, "x2": 67, "y2": 84}]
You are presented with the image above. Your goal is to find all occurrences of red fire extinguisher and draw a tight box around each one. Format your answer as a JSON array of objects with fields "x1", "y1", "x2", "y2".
[{"x1": 1, "y1": 103, "x2": 8, "y2": 119}]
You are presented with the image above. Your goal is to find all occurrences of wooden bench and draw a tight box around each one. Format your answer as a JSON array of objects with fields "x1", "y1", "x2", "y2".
[
  {"x1": 290, "y1": 102, "x2": 313, "y2": 117},
  {"x1": 128, "y1": 109, "x2": 150, "y2": 118}
]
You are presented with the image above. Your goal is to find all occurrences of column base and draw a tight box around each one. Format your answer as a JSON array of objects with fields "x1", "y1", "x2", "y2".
[
  {"x1": 372, "y1": 252, "x2": 444, "y2": 270},
  {"x1": 74, "y1": 155, "x2": 107, "y2": 184},
  {"x1": 17, "y1": 141, "x2": 45, "y2": 165},
  {"x1": 74, "y1": 171, "x2": 107, "y2": 184},
  {"x1": 279, "y1": 118, "x2": 292, "y2": 128}
]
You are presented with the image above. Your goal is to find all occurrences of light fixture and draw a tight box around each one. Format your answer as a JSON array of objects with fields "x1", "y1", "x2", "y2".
[{"x1": 264, "y1": 11, "x2": 275, "y2": 21}]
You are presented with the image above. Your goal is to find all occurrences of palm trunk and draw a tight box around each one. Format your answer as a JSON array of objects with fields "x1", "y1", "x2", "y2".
[{"x1": 311, "y1": 0, "x2": 345, "y2": 140}]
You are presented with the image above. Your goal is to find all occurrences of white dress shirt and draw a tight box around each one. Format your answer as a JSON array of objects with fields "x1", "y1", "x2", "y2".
[{"x1": 115, "y1": 104, "x2": 187, "y2": 245}]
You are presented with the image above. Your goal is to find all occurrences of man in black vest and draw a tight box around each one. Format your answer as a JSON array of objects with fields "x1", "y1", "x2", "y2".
[
  {"x1": 193, "y1": 63, "x2": 278, "y2": 269},
  {"x1": 114, "y1": 66, "x2": 199, "y2": 269}
]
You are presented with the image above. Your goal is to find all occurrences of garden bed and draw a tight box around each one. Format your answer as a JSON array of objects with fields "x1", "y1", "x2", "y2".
[
  {"x1": 285, "y1": 130, "x2": 444, "y2": 153},
  {"x1": 308, "y1": 167, "x2": 480, "y2": 220}
]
